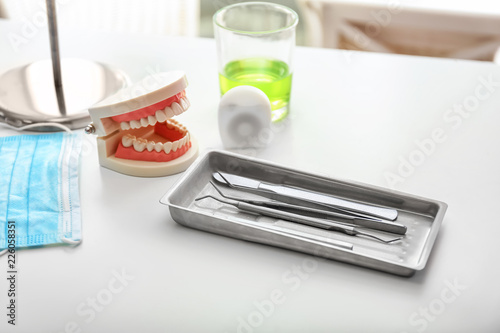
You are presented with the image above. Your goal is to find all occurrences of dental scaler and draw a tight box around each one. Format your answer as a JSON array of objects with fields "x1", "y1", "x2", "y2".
[{"x1": 86, "y1": 71, "x2": 198, "y2": 177}]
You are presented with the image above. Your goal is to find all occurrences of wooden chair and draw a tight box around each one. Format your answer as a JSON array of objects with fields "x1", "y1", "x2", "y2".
[{"x1": 298, "y1": 0, "x2": 500, "y2": 61}]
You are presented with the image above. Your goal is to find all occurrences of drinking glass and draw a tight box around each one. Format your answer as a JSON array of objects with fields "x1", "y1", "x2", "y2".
[{"x1": 214, "y1": 2, "x2": 298, "y2": 122}]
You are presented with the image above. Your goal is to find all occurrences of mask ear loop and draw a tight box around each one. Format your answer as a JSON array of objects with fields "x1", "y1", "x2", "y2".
[
  {"x1": 0, "y1": 239, "x2": 81, "y2": 254},
  {"x1": 5, "y1": 122, "x2": 73, "y2": 133},
  {"x1": 61, "y1": 237, "x2": 82, "y2": 245}
]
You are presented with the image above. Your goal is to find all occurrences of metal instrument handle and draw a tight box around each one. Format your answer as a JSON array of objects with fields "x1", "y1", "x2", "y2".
[
  {"x1": 258, "y1": 183, "x2": 398, "y2": 221},
  {"x1": 237, "y1": 202, "x2": 356, "y2": 234}
]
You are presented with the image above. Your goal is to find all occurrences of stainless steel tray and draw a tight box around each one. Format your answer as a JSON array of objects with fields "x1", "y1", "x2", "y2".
[{"x1": 160, "y1": 150, "x2": 447, "y2": 277}]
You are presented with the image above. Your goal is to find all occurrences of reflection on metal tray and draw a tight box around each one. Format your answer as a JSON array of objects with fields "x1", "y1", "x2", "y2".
[{"x1": 160, "y1": 150, "x2": 447, "y2": 277}]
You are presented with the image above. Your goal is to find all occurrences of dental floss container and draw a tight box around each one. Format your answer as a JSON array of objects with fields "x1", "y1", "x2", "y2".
[{"x1": 218, "y1": 86, "x2": 272, "y2": 149}]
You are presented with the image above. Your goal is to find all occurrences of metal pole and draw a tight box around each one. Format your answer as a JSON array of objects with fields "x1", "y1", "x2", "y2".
[{"x1": 46, "y1": 0, "x2": 66, "y2": 115}]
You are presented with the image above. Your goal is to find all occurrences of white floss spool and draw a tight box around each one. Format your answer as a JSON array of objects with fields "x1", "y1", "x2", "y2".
[{"x1": 218, "y1": 86, "x2": 272, "y2": 149}]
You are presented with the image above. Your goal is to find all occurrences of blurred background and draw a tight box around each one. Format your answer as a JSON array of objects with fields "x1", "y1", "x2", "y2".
[{"x1": 1, "y1": 0, "x2": 499, "y2": 62}]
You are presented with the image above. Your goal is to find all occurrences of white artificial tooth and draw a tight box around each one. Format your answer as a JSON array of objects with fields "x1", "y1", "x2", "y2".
[
  {"x1": 179, "y1": 98, "x2": 189, "y2": 110},
  {"x1": 140, "y1": 117, "x2": 149, "y2": 127},
  {"x1": 133, "y1": 139, "x2": 146, "y2": 152},
  {"x1": 146, "y1": 141, "x2": 155, "y2": 152},
  {"x1": 163, "y1": 142, "x2": 172, "y2": 154},
  {"x1": 154, "y1": 142, "x2": 163, "y2": 152},
  {"x1": 172, "y1": 140, "x2": 179, "y2": 152},
  {"x1": 130, "y1": 120, "x2": 141, "y2": 129},
  {"x1": 186, "y1": 132, "x2": 190, "y2": 143},
  {"x1": 166, "y1": 122, "x2": 174, "y2": 129},
  {"x1": 122, "y1": 135, "x2": 134, "y2": 147},
  {"x1": 155, "y1": 109, "x2": 167, "y2": 123},
  {"x1": 171, "y1": 102, "x2": 183, "y2": 116},
  {"x1": 148, "y1": 115, "x2": 157, "y2": 126},
  {"x1": 179, "y1": 136, "x2": 186, "y2": 147},
  {"x1": 184, "y1": 97, "x2": 191, "y2": 108},
  {"x1": 120, "y1": 122, "x2": 131, "y2": 130},
  {"x1": 164, "y1": 106, "x2": 175, "y2": 119}
]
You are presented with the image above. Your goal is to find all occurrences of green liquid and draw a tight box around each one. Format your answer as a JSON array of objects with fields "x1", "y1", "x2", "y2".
[{"x1": 219, "y1": 58, "x2": 293, "y2": 122}]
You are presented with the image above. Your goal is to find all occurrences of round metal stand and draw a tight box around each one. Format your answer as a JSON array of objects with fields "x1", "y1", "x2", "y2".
[{"x1": 0, "y1": 0, "x2": 128, "y2": 131}]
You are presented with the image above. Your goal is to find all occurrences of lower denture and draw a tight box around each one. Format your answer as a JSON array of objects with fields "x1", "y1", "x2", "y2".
[
  {"x1": 115, "y1": 141, "x2": 191, "y2": 162},
  {"x1": 115, "y1": 121, "x2": 191, "y2": 162}
]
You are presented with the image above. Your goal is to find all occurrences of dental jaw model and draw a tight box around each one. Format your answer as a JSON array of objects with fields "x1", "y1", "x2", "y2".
[{"x1": 87, "y1": 71, "x2": 198, "y2": 177}]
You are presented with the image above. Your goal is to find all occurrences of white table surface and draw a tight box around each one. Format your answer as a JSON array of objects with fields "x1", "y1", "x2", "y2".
[{"x1": 1, "y1": 20, "x2": 500, "y2": 333}]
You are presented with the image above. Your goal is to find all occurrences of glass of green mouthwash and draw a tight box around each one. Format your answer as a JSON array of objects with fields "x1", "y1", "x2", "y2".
[{"x1": 214, "y1": 2, "x2": 298, "y2": 122}]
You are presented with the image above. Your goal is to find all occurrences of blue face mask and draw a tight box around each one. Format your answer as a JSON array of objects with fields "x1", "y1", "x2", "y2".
[{"x1": 0, "y1": 132, "x2": 82, "y2": 252}]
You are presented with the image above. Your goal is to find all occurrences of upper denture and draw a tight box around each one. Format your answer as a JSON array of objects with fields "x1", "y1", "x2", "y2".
[
  {"x1": 118, "y1": 96, "x2": 190, "y2": 130},
  {"x1": 111, "y1": 90, "x2": 186, "y2": 123}
]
